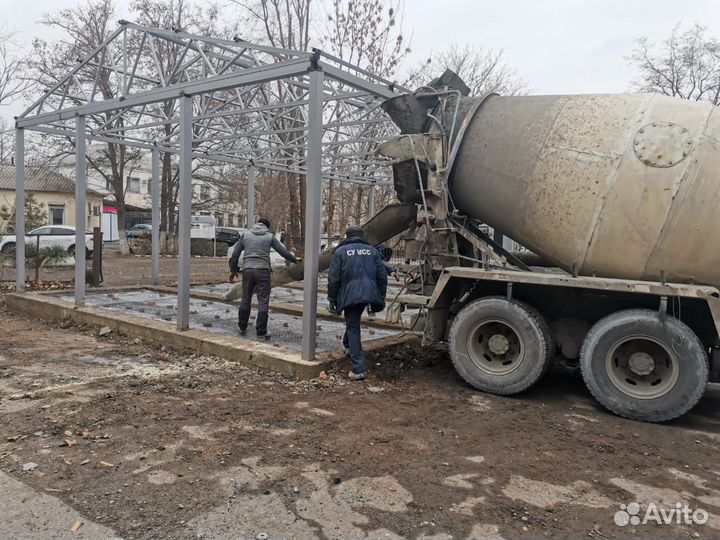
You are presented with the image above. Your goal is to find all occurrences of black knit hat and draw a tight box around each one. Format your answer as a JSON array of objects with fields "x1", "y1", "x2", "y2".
[
  {"x1": 345, "y1": 225, "x2": 363, "y2": 238},
  {"x1": 258, "y1": 217, "x2": 271, "y2": 228}
]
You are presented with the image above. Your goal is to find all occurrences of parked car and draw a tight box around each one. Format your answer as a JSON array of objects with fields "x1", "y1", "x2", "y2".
[
  {"x1": 226, "y1": 231, "x2": 294, "y2": 271},
  {"x1": 126, "y1": 223, "x2": 152, "y2": 239},
  {"x1": 215, "y1": 227, "x2": 243, "y2": 246},
  {"x1": 0, "y1": 225, "x2": 93, "y2": 257}
]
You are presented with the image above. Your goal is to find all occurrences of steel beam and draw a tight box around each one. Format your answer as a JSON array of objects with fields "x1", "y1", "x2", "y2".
[
  {"x1": 177, "y1": 95, "x2": 193, "y2": 331},
  {"x1": 369, "y1": 183, "x2": 376, "y2": 217},
  {"x1": 247, "y1": 165, "x2": 256, "y2": 227},
  {"x1": 320, "y1": 62, "x2": 397, "y2": 99},
  {"x1": 151, "y1": 147, "x2": 160, "y2": 285},
  {"x1": 301, "y1": 68, "x2": 324, "y2": 361},
  {"x1": 74, "y1": 116, "x2": 87, "y2": 307},
  {"x1": 14, "y1": 128, "x2": 25, "y2": 291},
  {"x1": 17, "y1": 58, "x2": 312, "y2": 128}
]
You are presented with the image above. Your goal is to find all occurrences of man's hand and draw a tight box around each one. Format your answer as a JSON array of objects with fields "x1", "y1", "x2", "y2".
[
  {"x1": 328, "y1": 302, "x2": 339, "y2": 315},
  {"x1": 229, "y1": 272, "x2": 238, "y2": 283}
]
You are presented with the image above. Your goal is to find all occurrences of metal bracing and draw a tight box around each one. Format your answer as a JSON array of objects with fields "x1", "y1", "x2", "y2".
[
  {"x1": 17, "y1": 22, "x2": 401, "y2": 186},
  {"x1": 15, "y1": 22, "x2": 406, "y2": 360}
]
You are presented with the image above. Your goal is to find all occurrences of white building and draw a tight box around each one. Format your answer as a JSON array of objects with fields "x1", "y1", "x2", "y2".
[{"x1": 56, "y1": 145, "x2": 245, "y2": 230}]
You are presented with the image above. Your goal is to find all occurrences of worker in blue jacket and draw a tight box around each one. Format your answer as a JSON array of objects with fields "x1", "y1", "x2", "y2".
[{"x1": 328, "y1": 225, "x2": 388, "y2": 380}]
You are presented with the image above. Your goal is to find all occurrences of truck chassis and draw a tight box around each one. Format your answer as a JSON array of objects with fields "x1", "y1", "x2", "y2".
[{"x1": 414, "y1": 267, "x2": 720, "y2": 422}]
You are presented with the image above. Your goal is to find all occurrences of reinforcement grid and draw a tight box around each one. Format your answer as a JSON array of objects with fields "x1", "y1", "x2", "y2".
[
  {"x1": 59, "y1": 289, "x2": 400, "y2": 353},
  {"x1": 193, "y1": 281, "x2": 417, "y2": 325}
]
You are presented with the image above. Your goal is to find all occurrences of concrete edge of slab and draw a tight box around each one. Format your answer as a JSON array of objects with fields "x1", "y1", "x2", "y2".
[
  {"x1": 5, "y1": 292, "x2": 329, "y2": 379},
  {"x1": 5, "y1": 293, "x2": 420, "y2": 380}
]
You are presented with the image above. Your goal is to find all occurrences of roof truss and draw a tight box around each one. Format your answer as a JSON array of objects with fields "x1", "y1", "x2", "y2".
[{"x1": 18, "y1": 21, "x2": 407, "y2": 185}]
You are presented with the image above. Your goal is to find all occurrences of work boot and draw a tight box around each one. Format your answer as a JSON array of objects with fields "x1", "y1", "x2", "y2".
[
  {"x1": 257, "y1": 333, "x2": 271, "y2": 341},
  {"x1": 348, "y1": 370, "x2": 366, "y2": 381}
]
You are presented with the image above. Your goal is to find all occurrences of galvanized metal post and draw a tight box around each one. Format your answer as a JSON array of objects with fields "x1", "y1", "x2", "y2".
[
  {"x1": 247, "y1": 165, "x2": 256, "y2": 227},
  {"x1": 301, "y1": 68, "x2": 324, "y2": 361},
  {"x1": 177, "y1": 95, "x2": 193, "y2": 331},
  {"x1": 74, "y1": 116, "x2": 87, "y2": 307},
  {"x1": 369, "y1": 183, "x2": 376, "y2": 217},
  {"x1": 14, "y1": 128, "x2": 25, "y2": 291},
  {"x1": 151, "y1": 147, "x2": 160, "y2": 285}
]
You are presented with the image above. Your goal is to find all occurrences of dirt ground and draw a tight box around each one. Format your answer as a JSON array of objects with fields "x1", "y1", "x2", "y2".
[
  {"x1": 1, "y1": 247, "x2": 230, "y2": 288},
  {"x1": 3, "y1": 277, "x2": 720, "y2": 539}
]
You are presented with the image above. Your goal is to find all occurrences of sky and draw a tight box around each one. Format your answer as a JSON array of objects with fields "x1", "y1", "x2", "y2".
[{"x1": 1, "y1": 0, "x2": 719, "y2": 123}]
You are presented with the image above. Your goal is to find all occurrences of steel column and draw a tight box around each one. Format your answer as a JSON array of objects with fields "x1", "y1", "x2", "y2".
[
  {"x1": 301, "y1": 68, "x2": 324, "y2": 361},
  {"x1": 14, "y1": 128, "x2": 25, "y2": 291},
  {"x1": 369, "y1": 183, "x2": 376, "y2": 217},
  {"x1": 151, "y1": 147, "x2": 160, "y2": 285},
  {"x1": 247, "y1": 165, "x2": 256, "y2": 227},
  {"x1": 74, "y1": 116, "x2": 87, "y2": 307},
  {"x1": 177, "y1": 96, "x2": 193, "y2": 331}
]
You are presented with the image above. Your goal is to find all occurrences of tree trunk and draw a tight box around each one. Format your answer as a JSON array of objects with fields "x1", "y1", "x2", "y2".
[
  {"x1": 353, "y1": 186, "x2": 364, "y2": 226},
  {"x1": 285, "y1": 172, "x2": 301, "y2": 254},
  {"x1": 116, "y1": 200, "x2": 129, "y2": 255},
  {"x1": 325, "y1": 178, "x2": 336, "y2": 246}
]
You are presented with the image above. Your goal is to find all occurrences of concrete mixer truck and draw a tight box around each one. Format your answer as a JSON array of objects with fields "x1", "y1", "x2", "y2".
[{"x1": 290, "y1": 71, "x2": 720, "y2": 422}]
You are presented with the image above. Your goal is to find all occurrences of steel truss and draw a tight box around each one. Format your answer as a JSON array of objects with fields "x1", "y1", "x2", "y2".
[{"x1": 15, "y1": 22, "x2": 405, "y2": 360}]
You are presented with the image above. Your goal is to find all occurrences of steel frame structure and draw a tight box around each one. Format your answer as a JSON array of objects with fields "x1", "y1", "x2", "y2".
[{"x1": 14, "y1": 21, "x2": 405, "y2": 360}]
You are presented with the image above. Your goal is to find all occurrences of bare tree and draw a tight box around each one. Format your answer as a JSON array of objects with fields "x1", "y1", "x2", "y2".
[
  {"x1": 628, "y1": 23, "x2": 720, "y2": 105},
  {"x1": 131, "y1": 0, "x2": 228, "y2": 252},
  {"x1": 322, "y1": 0, "x2": 410, "y2": 241},
  {"x1": 0, "y1": 29, "x2": 33, "y2": 106},
  {"x1": 234, "y1": 0, "x2": 313, "y2": 252},
  {"x1": 26, "y1": 0, "x2": 142, "y2": 254},
  {"x1": 407, "y1": 44, "x2": 528, "y2": 96}
]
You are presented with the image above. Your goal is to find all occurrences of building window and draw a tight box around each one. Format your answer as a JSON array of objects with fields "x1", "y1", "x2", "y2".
[
  {"x1": 48, "y1": 204, "x2": 65, "y2": 225},
  {"x1": 128, "y1": 176, "x2": 141, "y2": 193}
]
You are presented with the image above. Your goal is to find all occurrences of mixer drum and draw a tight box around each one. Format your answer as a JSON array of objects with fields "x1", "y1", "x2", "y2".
[{"x1": 448, "y1": 93, "x2": 720, "y2": 287}]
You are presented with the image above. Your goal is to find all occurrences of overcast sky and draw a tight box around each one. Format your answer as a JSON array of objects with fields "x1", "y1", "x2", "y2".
[{"x1": 1, "y1": 0, "x2": 719, "y2": 122}]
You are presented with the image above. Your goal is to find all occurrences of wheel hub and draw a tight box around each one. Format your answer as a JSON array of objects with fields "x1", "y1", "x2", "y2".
[
  {"x1": 605, "y1": 335, "x2": 679, "y2": 400},
  {"x1": 628, "y1": 352, "x2": 655, "y2": 376},
  {"x1": 488, "y1": 333, "x2": 510, "y2": 355},
  {"x1": 466, "y1": 319, "x2": 525, "y2": 376}
]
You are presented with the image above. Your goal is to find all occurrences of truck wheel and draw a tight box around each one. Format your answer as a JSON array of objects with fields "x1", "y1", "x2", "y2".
[
  {"x1": 580, "y1": 309, "x2": 708, "y2": 422},
  {"x1": 1, "y1": 242, "x2": 15, "y2": 254},
  {"x1": 449, "y1": 296, "x2": 552, "y2": 395}
]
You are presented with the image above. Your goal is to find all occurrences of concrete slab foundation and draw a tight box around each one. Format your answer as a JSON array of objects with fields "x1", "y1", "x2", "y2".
[{"x1": 6, "y1": 285, "x2": 418, "y2": 380}]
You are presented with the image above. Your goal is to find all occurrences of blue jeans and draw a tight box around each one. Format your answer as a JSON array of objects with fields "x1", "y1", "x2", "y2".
[{"x1": 342, "y1": 304, "x2": 366, "y2": 373}]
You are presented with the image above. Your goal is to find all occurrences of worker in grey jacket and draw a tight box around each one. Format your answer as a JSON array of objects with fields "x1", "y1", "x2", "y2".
[{"x1": 229, "y1": 218, "x2": 298, "y2": 338}]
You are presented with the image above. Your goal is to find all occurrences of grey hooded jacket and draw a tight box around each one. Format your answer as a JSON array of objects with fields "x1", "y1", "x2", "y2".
[{"x1": 229, "y1": 223, "x2": 297, "y2": 272}]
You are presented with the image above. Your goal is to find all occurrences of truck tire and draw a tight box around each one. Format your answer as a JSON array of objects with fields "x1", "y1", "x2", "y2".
[
  {"x1": 1, "y1": 242, "x2": 15, "y2": 254},
  {"x1": 580, "y1": 309, "x2": 708, "y2": 422},
  {"x1": 449, "y1": 296, "x2": 552, "y2": 395}
]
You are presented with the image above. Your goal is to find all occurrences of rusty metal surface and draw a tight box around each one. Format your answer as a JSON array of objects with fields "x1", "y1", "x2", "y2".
[{"x1": 446, "y1": 93, "x2": 720, "y2": 289}]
